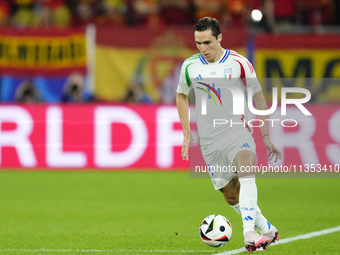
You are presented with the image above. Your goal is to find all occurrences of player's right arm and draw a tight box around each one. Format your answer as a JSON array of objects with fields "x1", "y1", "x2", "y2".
[
  {"x1": 176, "y1": 58, "x2": 195, "y2": 161},
  {"x1": 176, "y1": 93, "x2": 191, "y2": 161}
]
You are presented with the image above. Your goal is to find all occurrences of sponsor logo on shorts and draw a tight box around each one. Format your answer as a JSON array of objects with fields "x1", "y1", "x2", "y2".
[{"x1": 240, "y1": 143, "x2": 250, "y2": 148}]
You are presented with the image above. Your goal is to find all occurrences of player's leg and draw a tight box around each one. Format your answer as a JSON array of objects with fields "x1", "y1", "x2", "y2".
[
  {"x1": 220, "y1": 177, "x2": 279, "y2": 250},
  {"x1": 233, "y1": 150, "x2": 269, "y2": 251},
  {"x1": 219, "y1": 178, "x2": 242, "y2": 217},
  {"x1": 219, "y1": 178, "x2": 239, "y2": 205},
  {"x1": 202, "y1": 137, "x2": 276, "y2": 250},
  {"x1": 233, "y1": 150, "x2": 257, "y2": 235},
  {"x1": 220, "y1": 181, "x2": 277, "y2": 233}
]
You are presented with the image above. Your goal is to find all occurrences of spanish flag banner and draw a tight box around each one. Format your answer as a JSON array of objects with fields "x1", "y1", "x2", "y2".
[
  {"x1": 0, "y1": 28, "x2": 87, "y2": 76},
  {"x1": 95, "y1": 27, "x2": 247, "y2": 102}
]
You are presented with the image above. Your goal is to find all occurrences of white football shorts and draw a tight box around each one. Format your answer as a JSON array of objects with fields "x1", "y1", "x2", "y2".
[{"x1": 200, "y1": 129, "x2": 256, "y2": 190}]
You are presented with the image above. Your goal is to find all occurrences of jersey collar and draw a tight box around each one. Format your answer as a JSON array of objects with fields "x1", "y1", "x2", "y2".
[
  {"x1": 219, "y1": 49, "x2": 230, "y2": 64},
  {"x1": 199, "y1": 54, "x2": 209, "y2": 65},
  {"x1": 199, "y1": 49, "x2": 230, "y2": 65}
]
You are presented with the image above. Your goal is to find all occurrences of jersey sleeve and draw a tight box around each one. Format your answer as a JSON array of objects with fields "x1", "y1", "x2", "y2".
[
  {"x1": 176, "y1": 61, "x2": 191, "y2": 96},
  {"x1": 244, "y1": 60, "x2": 262, "y2": 96}
]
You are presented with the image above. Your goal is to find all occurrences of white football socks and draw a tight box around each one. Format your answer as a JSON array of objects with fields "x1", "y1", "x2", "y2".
[
  {"x1": 239, "y1": 175, "x2": 258, "y2": 235},
  {"x1": 255, "y1": 205, "x2": 271, "y2": 234},
  {"x1": 231, "y1": 203, "x2": 241, "y2": 216},
  {"x1": 231, "y1": 203, "x2": 271, "y2": 234}
]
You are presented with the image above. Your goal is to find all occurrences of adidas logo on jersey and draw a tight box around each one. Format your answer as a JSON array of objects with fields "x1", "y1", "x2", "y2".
[
  {"x1": 195, "y1": 74, "x2": 203, "y2": 81},
  {"x1": 240, "y1": 143, "x2": 250, "y2": 148}
]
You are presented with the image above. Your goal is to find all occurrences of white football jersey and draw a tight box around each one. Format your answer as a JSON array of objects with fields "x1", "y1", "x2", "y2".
[{"x1": 177, "y1": 49, "x2": 262, "y2": 146}]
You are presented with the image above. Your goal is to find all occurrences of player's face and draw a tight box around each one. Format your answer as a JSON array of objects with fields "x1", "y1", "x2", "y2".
[{"x1": 194, "y1": 29, "x2": 222, "y2": 63}]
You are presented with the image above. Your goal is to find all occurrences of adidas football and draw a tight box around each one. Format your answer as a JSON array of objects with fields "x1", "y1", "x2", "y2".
[{"x1": 199, "y1": 214, "x2": 232, "y2": 247}]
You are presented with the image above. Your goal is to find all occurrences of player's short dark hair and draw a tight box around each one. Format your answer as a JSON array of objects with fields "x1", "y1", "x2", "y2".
[{"x1": 194, "y1": 17, "x2": 221, "y2": 39}]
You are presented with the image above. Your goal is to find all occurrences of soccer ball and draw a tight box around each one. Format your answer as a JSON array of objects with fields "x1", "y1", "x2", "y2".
[{"x1": 199, "y1": 214, "x2": 232, "y2": 247}]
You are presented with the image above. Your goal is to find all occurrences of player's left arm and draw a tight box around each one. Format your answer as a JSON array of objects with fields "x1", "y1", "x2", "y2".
[{"x1": 253, "y1": 90, "x2": 282, "y2": 163}]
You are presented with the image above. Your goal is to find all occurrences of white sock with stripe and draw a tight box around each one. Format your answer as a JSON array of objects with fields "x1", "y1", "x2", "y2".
[
  {"x1": 231, "y1": 204, "x2": 271, "y2": 234},
  {"x1": 255, "y1": 205, "x2": 271, "y2": 234},
  {"x1": 231, "y1": 203, "x2": 241, "y2": 216},
  {"x1": 239, "y1": 175, "x2": 258, "y2": 235}
]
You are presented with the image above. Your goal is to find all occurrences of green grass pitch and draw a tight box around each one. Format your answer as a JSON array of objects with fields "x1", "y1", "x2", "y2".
[{"x1": 0, "y1": 171, "x2": 339, "y2": 254}]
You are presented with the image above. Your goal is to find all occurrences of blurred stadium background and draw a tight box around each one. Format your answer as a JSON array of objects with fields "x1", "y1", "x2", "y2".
[{"x1": 0, "y1": 1, "x2": 340, "y2": 254}]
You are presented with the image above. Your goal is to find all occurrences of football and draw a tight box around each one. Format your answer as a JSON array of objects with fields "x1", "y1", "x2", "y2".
[{"x1": 199, "y1": 214, "x2": 232, "y2": 247}]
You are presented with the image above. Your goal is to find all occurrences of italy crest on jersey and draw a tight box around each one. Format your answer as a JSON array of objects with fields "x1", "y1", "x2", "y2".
[{"x1": 224, "y1": 68, "x2": 232, "y2": 82}]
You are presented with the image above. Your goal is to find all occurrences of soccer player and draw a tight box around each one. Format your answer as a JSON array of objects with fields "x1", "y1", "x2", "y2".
[{"x1": 176, "y1": 17, "x2": 282, "y2": 252}]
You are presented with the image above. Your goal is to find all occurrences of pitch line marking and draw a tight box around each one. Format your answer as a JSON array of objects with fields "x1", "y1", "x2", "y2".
[
  {"x1": 0, "y1": 226, "x2": 339, "y2": 254},
  {"x1": 0, "y1": 248, "x2": 214, "y2": 253},
  {"x1": 216, "y1": 225, "x2": 340, "y2": 255}
]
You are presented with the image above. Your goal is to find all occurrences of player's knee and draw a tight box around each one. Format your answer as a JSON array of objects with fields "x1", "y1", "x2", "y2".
[
  {"x1": 225, "y1": 196, "x2": 238, "y2": 205},
  {"x1": 220, "y1": 187, "x2": 239, "y2": 205},
  {"x1": 233, "y1": 151, "x2": 256, "y2": 170}
]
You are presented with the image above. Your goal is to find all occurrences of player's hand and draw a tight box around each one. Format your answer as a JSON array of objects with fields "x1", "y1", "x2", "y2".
[
  {"x1": 189, "y1": 132, "x2": 195, "y2": 146},
  {"x1": 181, "y1": 135, "x2": 190, "y2": 161},
  {"x1": 263, "y1": 137, "x2": 282, "y2": 163},
  {"x1": 181, "y1": 132, "x2": 194, "y2": 161}
]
